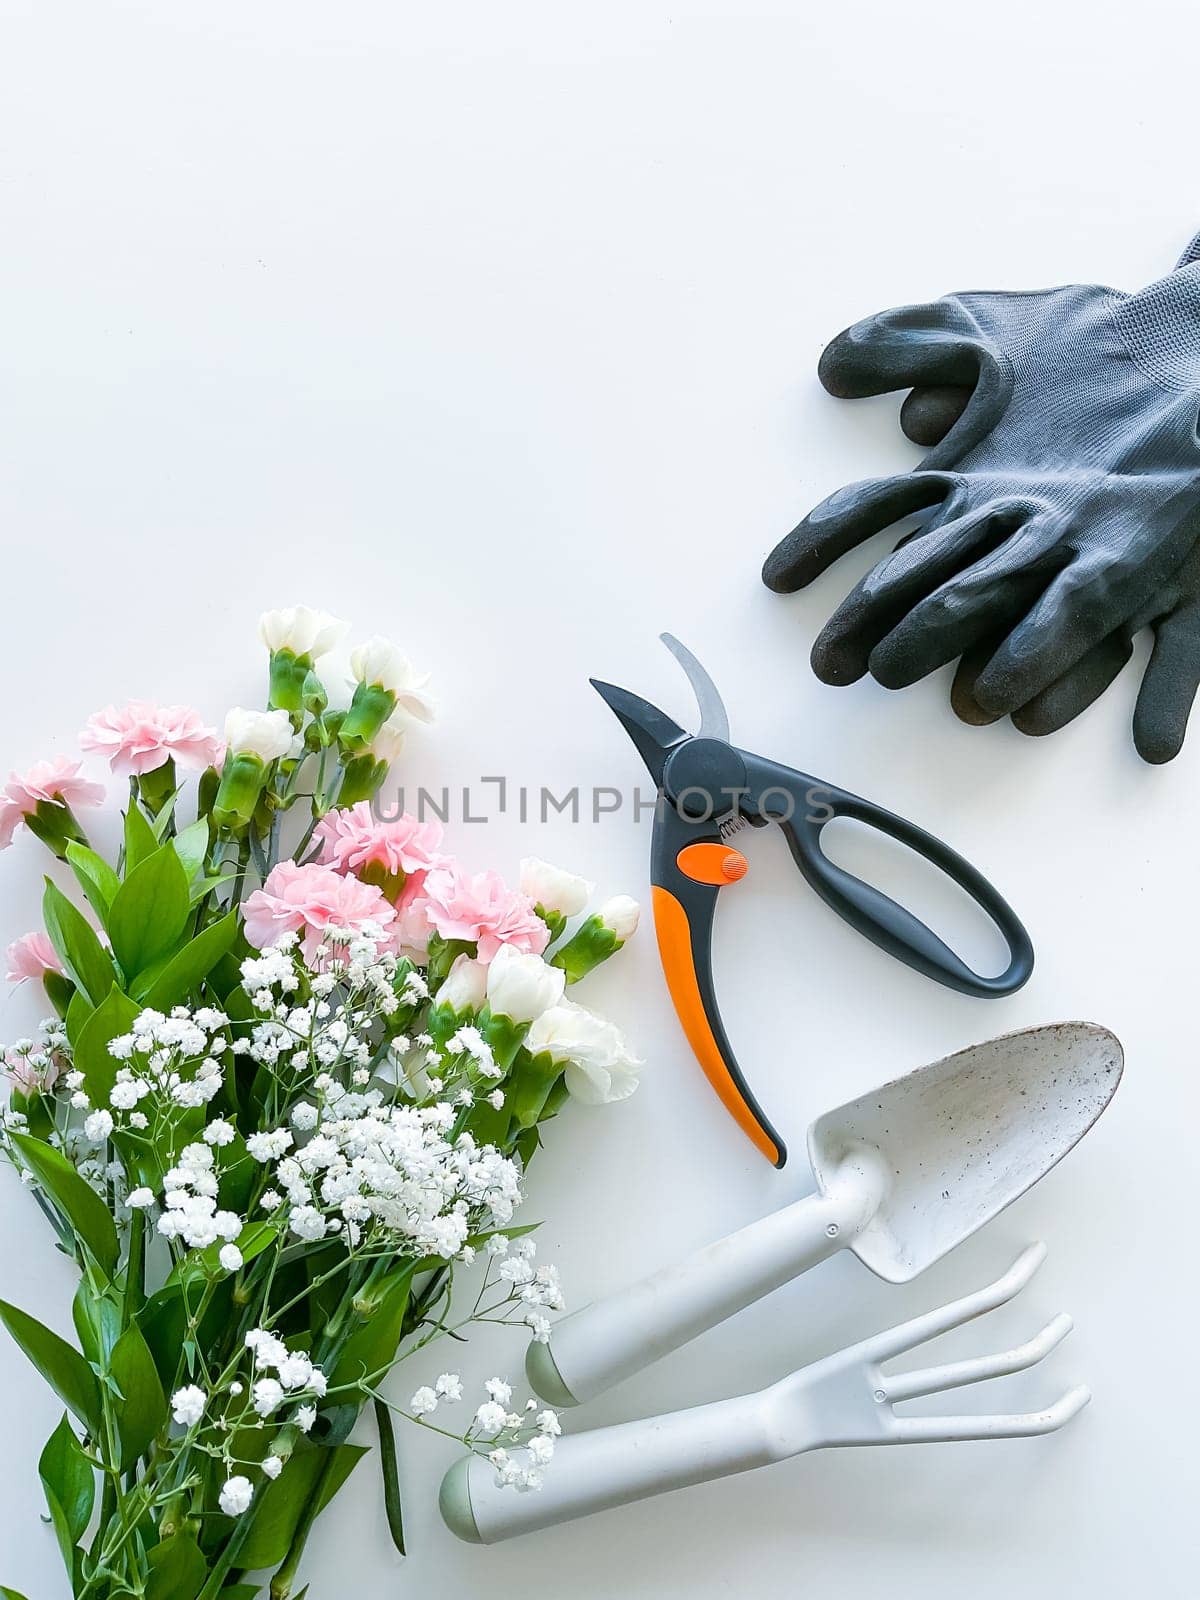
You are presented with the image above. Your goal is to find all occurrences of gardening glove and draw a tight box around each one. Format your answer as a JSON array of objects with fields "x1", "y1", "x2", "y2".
[
  {"x1": 763, "y1": 232, "x2": 1200, "y2": 760},
  {"x1": 876, "y1": 235, "x2": 1200, "y2": 764}
]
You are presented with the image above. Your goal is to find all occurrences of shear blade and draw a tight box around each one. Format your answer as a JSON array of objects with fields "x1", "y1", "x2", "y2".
[
  {"x1": 659, "y1": 634, "x2": 731, "y2": 744},
  {"x1": 589, "y1": 679, "x2": 689, "y2": 786}
]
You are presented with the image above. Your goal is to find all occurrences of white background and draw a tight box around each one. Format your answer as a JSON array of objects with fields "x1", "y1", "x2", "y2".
[{"x1": 0, "y1": 2, "x2": 1194, "y2": 1595}]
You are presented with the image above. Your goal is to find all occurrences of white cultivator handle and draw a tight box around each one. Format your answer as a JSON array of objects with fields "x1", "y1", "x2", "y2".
[
  {"x1": 525, "y1": 1156, "x2": 885, "y2": 1407},
  {"x1": 441, "y1": 1245, "x2": 1089, "y2": 1546}
]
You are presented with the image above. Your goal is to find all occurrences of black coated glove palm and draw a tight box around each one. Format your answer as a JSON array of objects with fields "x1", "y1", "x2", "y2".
[{"x1": 763, "y1": 236, "x2": 1200, "y2": 761}]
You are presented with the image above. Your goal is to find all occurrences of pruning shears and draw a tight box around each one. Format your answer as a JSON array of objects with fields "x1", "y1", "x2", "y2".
[{"x1": 591, "y1": 636, "x2": 1034, "y2": 1169}]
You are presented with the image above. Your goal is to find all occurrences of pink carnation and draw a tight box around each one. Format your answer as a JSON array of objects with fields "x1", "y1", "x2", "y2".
[
  {"x1": 313, "y1": 803, "x2": 446, "y2": 884},
  {"x1": 0, "y1": 758, "x2": 105, "y2": 850},
  {"x1": 6, "y1": 931, "x2": 64, "y2": 984},
  {"x1": 243, "y1": 860, "x2": 397, "y2": 964},
  {"x1": 80, "y1": 700, "x2": 223, "y2": 777},
  {"x1": 392, "y1": 885, "x2": 435, "y2": 963},
  {"x1": 420, "y1": 864, "x2": 549, "y2": 964}
]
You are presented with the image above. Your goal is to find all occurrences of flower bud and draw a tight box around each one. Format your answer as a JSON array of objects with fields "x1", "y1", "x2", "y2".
[
  {"x1": 260, "y1": 608, "x2": 347, "y2": 713},
  {"x1": 341, "y1": 639, "x2": 435, "y2": 749},
  {"x1": 334, "y1": 753, "x2": 389, "y2": 808},
  {"x1": 212, "y1": 711, "x2": 292, "y2": 832},
  {"x1": 549, "y1": 897, "x2": 638, "y2": 983},
  {"x1": 598, "y1": 895, "x2": 640, "y2": 941},
  {"x1": 436, "y1": 955, "x2": 489, "y2": 1014}
]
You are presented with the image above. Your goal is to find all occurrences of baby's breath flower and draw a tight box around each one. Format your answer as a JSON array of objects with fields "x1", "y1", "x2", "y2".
[
  {"x1": 219, "y1": 1476, "x2": 254, "y2": 1517},
  {"x1": 252, "y1": 1378, "x2": 285, "y2": 1418},
  {"x1": 83, "y1": 1110, "x2": 113, "y2": 1142},
  {"x1": 474, "y1": 1401, "x2": 507, "y2": 1435},
  {"x1": 171, "y1": 1385, "x2": 207, "y2": 1427}
]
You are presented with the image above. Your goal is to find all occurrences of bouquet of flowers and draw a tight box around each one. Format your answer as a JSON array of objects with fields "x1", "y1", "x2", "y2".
[{"x1": 0, "y1": 607, "x2": 640, "y2": 1600}]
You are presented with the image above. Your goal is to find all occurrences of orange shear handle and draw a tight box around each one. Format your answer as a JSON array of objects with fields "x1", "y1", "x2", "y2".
[{"x1": 650, "y1": 826, "x2": 787, "y2": 1167}]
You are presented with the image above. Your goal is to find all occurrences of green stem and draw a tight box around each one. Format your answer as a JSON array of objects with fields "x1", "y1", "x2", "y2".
[
  {"x1": 79, "y1": 1475, "x2": 160, "y2": 1597},
  {"x1": 196, "y1": 1505, "x2": 256, "y2": 1600},
  {"x1": 269, "y1": 1448, "x2": 338, "y2": 1600},
  {"x1": 122, "y1": 1207, "x2": 146, "y2": 1327},
  {"x1": 89, "y1": 1474, "x2": 118, "y2": 1567}
]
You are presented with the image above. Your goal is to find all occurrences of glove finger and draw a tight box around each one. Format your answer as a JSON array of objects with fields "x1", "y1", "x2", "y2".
[
  {"x1": 867, "y1": 510, "x2": 1066, "y2": 689},
  {"x1": 1010, "y1": 633, "x2": 1135, "y2": 737},
  {"x1": 762, "y1": 473, "x2": 954, "y2": 595},
  {"x1": 975, "y1": 507, "x2": 1200, "y2": 714},
  {"x1": 819, "y1": 303, "x2": 990, "y2": 400},
  {"x1": 973, "y1": 555, "x2": 1139, "y2": 714},
  {"x1": 820, "y1": 303, "x2": 1009, "y2": 468},
  {"x1": 951, "y1": 637, "x2": 1009, "y2": 725},
  {"x1": 900, "y1": 384, "x2": 972, "y2": 448},
  {"x1": 1132, "y1": 602, "x2": 1200, "y2": 763},
  {"x1": 811, "y1": 496, "x2": 1008, "y2": 687}
]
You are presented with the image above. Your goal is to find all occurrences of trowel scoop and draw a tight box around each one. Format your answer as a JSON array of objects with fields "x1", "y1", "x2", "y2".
[{"x1": 528, "y1": 1022, "x2": 1121, "y2": 1407}]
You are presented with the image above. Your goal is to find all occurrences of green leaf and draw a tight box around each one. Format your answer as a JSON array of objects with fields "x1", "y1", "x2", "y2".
[
  {"x1": 172, "y1": 818, "x2": 211, "y2": 882},
  {"x1": 124, "y1": 803, "x2": 159, "y2": 871},
  {"x1": 374, "y1": 1397, "x2": 405, "y2": 1555},
  {"x1": 136, "y1": 911, "x2": 238, "y2": 1009},
  {"x1": 11, "y1": 1133, "x2": 119, "y2": 1275},
  {"x1": 0, "y1": 1300, "x2": 101, "y2": 1435},
  {"x1": 39, "y1": 1413, "x2": 95, "y2": 1544},
  {"x1": 109, "y1": 1321, "x2": 167, "y2": 1470},
  {"x1": 65, "y1": 842, "x2": 121, "y2": 923},
  {"x1": 146, "y1": 1531, "x2": 206, "y2": 1600},
  {"x1": 42, "y1": 970, "x2": 75, "y2": 1026},
  {"x1": 136, "y1": 1285, "x2": 187, "y2": 1392},
  {"x1": 42, "y1": 880, "x2": 116, "y2": 1006},
  {"x1": 211, "y1": 1129, "x2": 255, "y2": 1214},
  {"x1": 235, "y1": 1443, "x2": 366, "y2": 1568},
  {"x1": 42, "y1": 1483, "x2": 77, "y2": 1578},
  {"x1": 329, "y1": 1267, "x2": 415, "y2": 1391},
  {"x1": 191, "y1": 873, "x2": 237, "y2": 905},
  {"x1": 108, "y1": 844, "x2": 191, "y2": 980},
  {"x1": 1, "y1": 1588, "x2": 32, "y2": 1598},
  {"x1": 148, "y1": 788, "x2": 183, "y2": 839},
  {"x1": 74, "y1": 987, "x2": 142, "y2": 1106},
  {"x1": 65, "y1": 988, "x2": 92, "y2": 1047},
  {"x1": 73, "y1": 1281, "x2": 122, "y2": 1368},
  {"x1": 467, "y1": 1222, "x2": 539, "y2": 1250}
]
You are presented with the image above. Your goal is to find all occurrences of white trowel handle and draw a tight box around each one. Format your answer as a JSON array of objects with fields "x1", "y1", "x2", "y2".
[
  {"x1": 527, "y1": 1186, "x2": 860, "y2": 1406},
  {"x1": 442, "y1": 1392, "x2": 780, "y2": 1544}
]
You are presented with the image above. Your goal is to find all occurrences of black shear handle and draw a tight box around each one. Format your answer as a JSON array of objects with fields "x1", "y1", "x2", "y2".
[{"x1": 749, "y1": 758, "x2": 1034, "y2": 998}]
